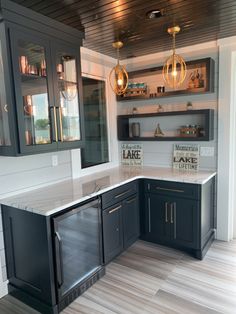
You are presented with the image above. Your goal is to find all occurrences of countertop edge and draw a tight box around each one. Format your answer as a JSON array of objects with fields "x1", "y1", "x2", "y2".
[{"x1": 1, "y1": 171, "x2": 216, "y2": 216}]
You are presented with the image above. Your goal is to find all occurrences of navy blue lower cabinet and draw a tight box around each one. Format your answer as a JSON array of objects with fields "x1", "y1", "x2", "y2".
[
  {"x1": 123, "y1": 194, "x2": 140, "y2": 249},
  {"x1": 102, "y1": 183, "x2": 140, "y2": 264},
  {"x1": 141, "y1": 178, "x2": 215, "y2": 259},
  {"x1": 2, "y1": 198, "x2": 105, "y2": 314},
  {"x1": 103, "y1": 203, "x2": 124, "y2": 264},
  {"x1": 144, "y1": 194, "x2": 199, "y2": 249}
]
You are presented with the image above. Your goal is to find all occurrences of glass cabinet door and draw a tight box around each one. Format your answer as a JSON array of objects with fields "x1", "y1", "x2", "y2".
[
  {"x1": 53, "y1": 44, "x2": 82, "y2": 148},
  {"x1": 0, "y1": 40, "x2": 11, "y2": 148},
  {"x1": 10, "y1": 31, "x2": 57, "y2": 153}
]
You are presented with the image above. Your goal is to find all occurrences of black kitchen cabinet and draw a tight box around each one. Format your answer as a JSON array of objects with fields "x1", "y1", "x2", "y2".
[
  {"x1": 2, "y1": 198, "x2": 104, "y2": 314},
  {"x1": 145, "y1": 194, "x2": 199, "y2": 249},
  {"x1": 102, "y1": 182, "x2": 140, "y2": 264},
  {"x1": 103, "y1": 203, "x2": 123, "y2": 264},
  {"x1": 145, "y1": 194, "x2": 172, "y2": 243},
  {"x1": 123, "y1": 194, "x2": 140, "y2": 249},
  {"x1": 0, "y1": 0, "x2": 84, "y2": 156},
  {"x1": 171, "y1": 198, "x2": 199, "y2": 248},
  {"x1": 1, "y1": 175, "x2": 216, "y2": 314},
  {"x1": 141, "y1": 178, "x2": 215, "y2": 259}
]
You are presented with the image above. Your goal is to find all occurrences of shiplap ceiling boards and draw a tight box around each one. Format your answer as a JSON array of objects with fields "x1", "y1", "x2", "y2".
[{"x1": 12, "y1": 0, "x2": 236, "y2": 59}]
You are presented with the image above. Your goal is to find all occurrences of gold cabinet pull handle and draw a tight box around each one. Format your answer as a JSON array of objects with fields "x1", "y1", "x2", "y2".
[
  {"x1": 165, "y1": 202, "x2": 168, "y2": 223},
  {"x1": 173, "y1": 202, "x2": 177, "y2": 238},
  {"x1": 155, "y1": 187, "x2": 184, "y2": 193},
  {"x1": 148, "y1": 197, "x2": 151, "y2": 233},
  {"x1": 108, "y1": 205, "x2": 122, "y2": 214},
  {"x1": 170, "y1": 203, "x2": 174, "y2": 224},
  {"x1": 115, "y1": 189, "x2": 132, "y2": 199},
  {"x1": 53, "y1": 107, "x2": 58, "y2": 142},
  {"x1": 58, "y1": 107, "x2": 63, "y2": 142}
]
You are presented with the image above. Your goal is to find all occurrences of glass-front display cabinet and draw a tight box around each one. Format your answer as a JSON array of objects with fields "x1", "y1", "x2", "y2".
[{"x1": 0, "y1": 0, "x2": 84, "y2": 156}]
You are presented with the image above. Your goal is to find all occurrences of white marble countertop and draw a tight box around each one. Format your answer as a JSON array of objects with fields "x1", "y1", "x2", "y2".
[{"x1": 0, "y1": 166, "x2": 216, "y2": 216}]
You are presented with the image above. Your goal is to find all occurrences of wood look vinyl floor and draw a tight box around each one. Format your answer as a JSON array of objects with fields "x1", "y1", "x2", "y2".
[{"x1": 0, "y1": 240, "x2": 235, "y2": 314}]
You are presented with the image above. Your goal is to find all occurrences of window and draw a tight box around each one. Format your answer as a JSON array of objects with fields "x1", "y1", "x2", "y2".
[{"x1": 81, "y1": 77, "x2": 109, "y2": 168}]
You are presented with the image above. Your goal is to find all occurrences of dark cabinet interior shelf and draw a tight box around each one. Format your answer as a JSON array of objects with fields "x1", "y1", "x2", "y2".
[
  {"x1": 117, "y1": 109, "x2": 214, "y2": 141},
  {"x1": 117, "y1": 58, "x2": 215, "y2": 102}
]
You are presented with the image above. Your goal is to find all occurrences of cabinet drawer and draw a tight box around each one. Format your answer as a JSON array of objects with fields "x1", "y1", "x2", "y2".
[
  {"x1": 145, "y1": 179, "x2": 200, "y2": 200},
  {"x1": 102, "y1": 181, "x2": 137, "y2": 209}
]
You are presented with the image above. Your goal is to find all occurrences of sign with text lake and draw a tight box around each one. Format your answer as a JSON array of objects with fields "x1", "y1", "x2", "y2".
[
  {"x1": 173, "y1": 144, "x2": 199, "y2": 171},
  {"x1": 121, "y1": 144, "x2": 143, "y2": 166}
]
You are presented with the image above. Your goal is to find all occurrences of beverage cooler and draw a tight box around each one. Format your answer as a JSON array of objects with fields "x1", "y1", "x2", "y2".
[{"x1": 52, "y1": 198, "x2": 104, "y2": 311}]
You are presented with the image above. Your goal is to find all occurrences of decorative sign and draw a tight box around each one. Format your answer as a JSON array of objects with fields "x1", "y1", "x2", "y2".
[
  {"x1": 121, "y1": 144, "x2": 143, "y2": 166},
  {"x1": 173, "y1": 144, "x2": 199, "y2": 171}
]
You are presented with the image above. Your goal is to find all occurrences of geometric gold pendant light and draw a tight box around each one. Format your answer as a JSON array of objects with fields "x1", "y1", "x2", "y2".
[
  {"x1": 162, "y1": 26, "x2": 187, "y2": 89},
  {"x1": 109, "y1": 41, "x2": 128, "y2": 95}
]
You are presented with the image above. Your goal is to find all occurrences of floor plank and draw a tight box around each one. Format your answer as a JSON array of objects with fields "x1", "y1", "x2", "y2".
[{"x1": 0, "y1": 240, "x2": 235, "y2": 314}]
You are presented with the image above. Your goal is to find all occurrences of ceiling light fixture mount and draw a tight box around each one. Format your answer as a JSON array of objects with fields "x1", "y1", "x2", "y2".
[
  {"x1": 146, "y1": 9, "x2": 164, "y2": 19},
  {"x1": 162, "y1": 25, "x2": 187, "y2": 89},
  {"x1": 109, "y1": 41, "x2": 128, "y2": 95}
]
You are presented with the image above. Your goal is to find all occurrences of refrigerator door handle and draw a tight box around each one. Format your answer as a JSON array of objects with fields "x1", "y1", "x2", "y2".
[{"x1": 55, "y1": 231, "x2": 64, "y2": 287}]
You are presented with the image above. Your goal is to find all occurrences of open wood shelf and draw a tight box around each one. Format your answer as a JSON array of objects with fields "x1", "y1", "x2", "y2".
[
  {"x1": 117, "y1": 58, "x2": 215, "y2": 102},
  {"x1": 117, "y1": 109, "x2": 214, "y2": 141}
]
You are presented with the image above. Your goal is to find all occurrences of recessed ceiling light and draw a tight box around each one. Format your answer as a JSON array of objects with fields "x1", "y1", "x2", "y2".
[{"x1": 146, "y1": 9, "x2": 164, "y2": 19}]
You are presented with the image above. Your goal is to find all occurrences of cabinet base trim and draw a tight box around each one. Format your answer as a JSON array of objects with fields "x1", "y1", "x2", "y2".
[
  {"x1": 8, "y1": 283, "x2": 58, "y2": 314},
  {"x1": 58, "y1": 266, "x2": 105, "y2": 312},
  {"x1": 140, "y1": 230, "x2": 215, "y2": 260},
  {"x1": 8, "y1": 267, "x2": 105, "y2": 314},
  {"x1": 195, "y1": 230, "x2": 215, "y2": 260}
]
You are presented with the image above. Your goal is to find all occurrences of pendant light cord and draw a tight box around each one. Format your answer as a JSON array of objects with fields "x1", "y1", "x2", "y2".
[
  {"x1": 173, "y1": 32, "x2": 176, "y2": 55},
  {"x1": 117, "y1": 47, "x2": 120, "y2": 65}
]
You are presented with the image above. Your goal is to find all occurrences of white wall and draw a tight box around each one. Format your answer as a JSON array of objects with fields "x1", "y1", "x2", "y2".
[
  {"x1": 217, "y1": 37, "x2": 236, "y2": 241},
  {"x1": 118, "y1": 42, "x2": 218, "y2": 172}
]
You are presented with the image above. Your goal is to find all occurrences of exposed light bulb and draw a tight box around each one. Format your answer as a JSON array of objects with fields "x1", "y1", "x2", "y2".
[
  {"x1": 172, "y1": 70, "x2": 177, "y2": 77},
  {"x1": 117, "y1": 78, "x2": 123, "y2": 86}
]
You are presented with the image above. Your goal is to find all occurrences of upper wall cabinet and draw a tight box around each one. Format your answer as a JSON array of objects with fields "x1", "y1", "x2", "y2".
[
  {"x1": 0, "y1": 0, "x2": 84, "y2": 156},
  {"x1": 117, "y1": 58, "x2": 215, "y2": 102}
]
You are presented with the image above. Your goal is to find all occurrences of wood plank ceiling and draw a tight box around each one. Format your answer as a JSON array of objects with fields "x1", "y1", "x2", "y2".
[{"x1": 11, "y1": 0, "x2": 236, "y2": 59}]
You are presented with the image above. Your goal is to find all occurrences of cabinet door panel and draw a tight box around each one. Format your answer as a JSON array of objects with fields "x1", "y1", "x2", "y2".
[
  {"x1": 0, "y1": 38, "x2": 11, "y2": 149},
  {"x1": 51, "y1": 42, "x2": 84, "y2": 150},
  {"x1": 2, "y1": 206, "x2": 55, "y2": 305},
  {"x1": 10, "y1": 29, "x2": 58, "y2": 154},
  {"x1": 123, "y1": 194, "x2": 140, "y2": 249},
  {"x1": 102, "y1": 204, "x2": 123, "y2": 264},
  {"x1": 145, "y1": 194, "x2": 171, "y2": 242},
  {"x1": 171, "y1": 199, "x2": 199, "y2": 248}
]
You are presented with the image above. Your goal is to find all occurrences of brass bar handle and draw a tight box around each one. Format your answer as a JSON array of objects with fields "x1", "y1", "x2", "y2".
[
  {"x1": 170, "y1": 203, "x2": 174, "y2": 224},
  {"x1": 165, "y1": 202, "x2": 168, "y2": 223},
  {"x1": 114, "y1": 189, "x2": 132, "y2": 199},
  {"x1": 155, "y1": 187, "x2": 184, "y2": 193},
  {"x1": 126, "y1": 196, "x2": 136, "y2": 204},
  {"x1": 148, "y1": 197, "x2": 151, "y2": 233},
  {"x1": 108, "y1": 205, "x2": 122, "y2": 214},
  {"x1": 58, "y1": 107, "x2": 63, "y2": 142},
  {"x1": 173, "y1": 202, "x2": 177, "y2": 239},
  {"x1": 52, "y1": 107, "x2": 58, "y2": 142}
]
